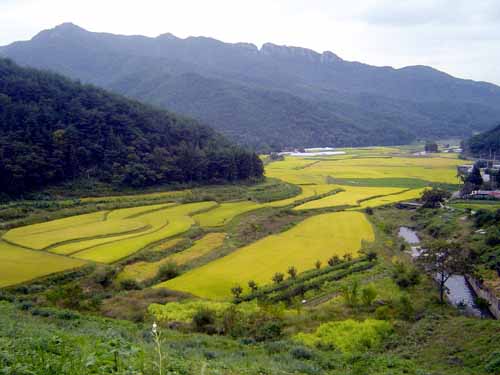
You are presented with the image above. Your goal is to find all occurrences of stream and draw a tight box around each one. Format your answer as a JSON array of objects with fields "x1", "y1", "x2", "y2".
[{"x1": 398, "y1": 227, "x2": 490, "y2": 318}]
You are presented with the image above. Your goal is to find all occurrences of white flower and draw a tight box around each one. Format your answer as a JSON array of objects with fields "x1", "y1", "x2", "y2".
[{"x1": 152, "y1": 322, "x2": 158, "y2": 334}]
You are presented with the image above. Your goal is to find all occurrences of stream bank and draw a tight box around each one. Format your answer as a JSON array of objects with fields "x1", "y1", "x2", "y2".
[{"x1": 398, "y1": 227, "x2": 492, "y2": 318}]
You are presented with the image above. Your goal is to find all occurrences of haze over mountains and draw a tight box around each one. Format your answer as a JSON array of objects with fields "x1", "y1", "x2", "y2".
[{"x1": 3, "y1": 23, "x2": 500, "y2": 150}]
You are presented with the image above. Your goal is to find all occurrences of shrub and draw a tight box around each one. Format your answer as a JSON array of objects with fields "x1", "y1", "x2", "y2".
[
  {"x1": 328, "y1": 256, "x2": 341, "y2": 267},
  {"x1": 375, "y1": 305, "x2": 397, "y2": 320},
  {"x1": 255, "y1": 320, "x2": 283, "y2": 341},
  {"x1": 156, "y1": 262, "x2": 180, "y2": 282},
  {"x1": 149, "y1": 300, "x2": 260, "y2": 324},
  {"x1": 120, "y1": 279, "x2": 141, "y2": 291},
  {"x1": 341, "y1": 280, "x2": 360, "y2": 307},
  {"x1": 248, "y1": 280, "x2": 258, "y2": 292},
  {"x1": 367, "y1": 251, "x2": 378, "y2": 261},
  {"x1": 288, "y1": 266, "x2": 298, "y2": 279},
  {"x1": 294, "y1": 319, "x2": 393, "y2": 353},
  {"x1": 272, "y1": 272, "x2": 285, "y2": 284},
  {"x1": 343, "y1": 253, "x2": 353, "y2": 261},
  {"x1": 192, "y1": 308, "x2": 217, "y2": 333},
  {"x1": 46, "y1": 284, "x2": 86, "y2": 310},
  {"x1": 361, "y1": 285, "x2": 377, "y2": 307},
  {"x1": 314, "y1": 260, "x2": 322, "y2": 269},
  {"x1": 392, "y1": 261, "x2": 420, "y2": 288},
  {"x1": 231, "y1": 285, "x2": 243, "y2": 300},
  {"x1": 291, "y1": 346, "x2": 314, "y2": 360},
  {"x1": 397, "y1": 294, "x2": 415, "y2": 321},
  {"x1": 222, "y1": 305, "x2": 246, "y2": 337},
  {"x1": 92, "y1": 266, "x2": 117, "y2": 287},
  {"x1": 485, "y1": 351, "x2": 500, "y2": 373}
]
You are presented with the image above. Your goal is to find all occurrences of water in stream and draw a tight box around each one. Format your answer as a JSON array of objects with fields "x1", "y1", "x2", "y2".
[{"x1": 398, "y1": 227, "x2": 489, "y2": 318}]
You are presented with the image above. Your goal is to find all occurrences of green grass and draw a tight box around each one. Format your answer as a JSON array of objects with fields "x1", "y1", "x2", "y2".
[
  {"x1": 451, "y1": 200, "x2": 500, "y2": 211},
  {"x1": 158, "y1": 211, "x2": 374, "y2": 299}
]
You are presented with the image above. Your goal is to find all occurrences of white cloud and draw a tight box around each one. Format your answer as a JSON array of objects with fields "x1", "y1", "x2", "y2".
[{"x1": 1, "y1": 0, "x2": 500, "y2": 84}]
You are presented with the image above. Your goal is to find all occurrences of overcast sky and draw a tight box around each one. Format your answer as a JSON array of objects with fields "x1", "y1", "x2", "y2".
[{"x1": 1, "y1": 0, "x2": 500, "y2": 84}]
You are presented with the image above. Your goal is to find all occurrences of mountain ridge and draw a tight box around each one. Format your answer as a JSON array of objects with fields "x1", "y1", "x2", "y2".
[{"x1": 3, "y1": 23, "x2": 500, "y2": 149}]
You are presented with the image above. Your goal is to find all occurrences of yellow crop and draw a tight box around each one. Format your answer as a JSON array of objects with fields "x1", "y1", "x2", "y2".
[
  {"x1": 117, "y1": 233, "x2": 226, "y2": 283},
  {"x1": 73, "y1": 202, "x2": 216, "y2": 263},
  {"x1": 157, "y1": 212, "x2": 374, "y2": 299},
  {"x1": 354, "y1": 188, "x2": 426, "y2": 209},
  {"x1": 0, "y1": 241, "x2": 86, "y2": 288},
  {"x1": 294, "y1": 186, "x2": 405, "y2": 210}
]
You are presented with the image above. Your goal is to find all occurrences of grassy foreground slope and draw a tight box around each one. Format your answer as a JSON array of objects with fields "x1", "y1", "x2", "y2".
[
  {"x1": 159, "y1": 211, "x2": 374, "y2": 299},
  {"x1": 9, "y1": 300, "x2": 499, "y2": 375}
]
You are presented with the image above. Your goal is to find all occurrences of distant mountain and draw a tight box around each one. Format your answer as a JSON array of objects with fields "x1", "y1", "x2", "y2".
[
  {"x1": 3, "y1": 23, "x2": 500, "y2": 150},
  {"x1": 464, "y1": 124, "x2": 500, "y2": 158},
  {"x1": 0, "y1": 58, "x2": 263, "y2": 196}
]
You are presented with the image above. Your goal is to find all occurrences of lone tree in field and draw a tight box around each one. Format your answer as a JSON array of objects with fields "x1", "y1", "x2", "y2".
[
  {"x1": 248, "y1": 280, "x2": 258, "y2": 292},
  {"x1": 315, "y1": 260, "x2": 322, "y2": 269},
  {"x1": 272, "y1": 272, "x2": 285, "y2": 284},
  {"x1": 466, "y1": 165, "x2": 484, "y2": 188},
  {"x1": 328, "y1": 255, "x2": 340, "y2": 267},
  {"x1": 418, "y1": 240, "x2": 469, "y2": 303},
  {"x1": 230, "y1": 285, "x2": 243, "y2": 299},
  {"x1": 425, "y1": 141, "x2": 439, "y2": 153},
  {"x1": 421, "y1": 188, "x2": 451, "y2": 208},
  {"x1": 287, "y1": 266, "x2": 298, "y2": 279}
]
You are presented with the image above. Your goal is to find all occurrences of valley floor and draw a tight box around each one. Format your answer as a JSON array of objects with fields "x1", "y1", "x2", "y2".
[{"x1": 1, "y1": 145, "x2": 500, "y2": 374}]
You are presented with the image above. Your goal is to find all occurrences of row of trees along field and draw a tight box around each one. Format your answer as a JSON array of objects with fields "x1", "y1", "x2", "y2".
[{"x1": 0, "y1": 58, "x2": 263, "y2": 196}]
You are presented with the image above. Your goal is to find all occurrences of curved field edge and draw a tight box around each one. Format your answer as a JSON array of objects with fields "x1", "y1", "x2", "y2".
[
  {"x1": 71, "y1": 202, "x2": 218, "y2": 263},
  {"x1": 2, "y1": 203, "x2": 175, "y2": 250},
  {"x1": 293, "y1": 186, "x2": 406, "y2": 211},
  {"x1": 157, "y1": 211, "x2": 375, "y2": 299},
  {"x1": 116, "y1": 233, "x2": 227, "y2": 283},
  {"x1": 0, "y1": 241, "x2": 87, "y2": 288},
  {"x1": 194, "y1": 185, "x2": 339, "y2": 228}
]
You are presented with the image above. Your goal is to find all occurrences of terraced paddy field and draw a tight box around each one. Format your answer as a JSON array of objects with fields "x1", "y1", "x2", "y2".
[
  {"x1": 266, "y1": 154, "x2": 466, "y2": 186},
  {"x1": 294, "y1": 186, "x2": 406, "y2": 210},
  {"x1": 0, "y1": 147, "x2": 468, "y2": 288},
  {"x1": 0, "y1": 241, "x2": 86, "y2": 288},
  {"x1": 194, "y1": 185, "x2": 338, "y2": 227},
  {"x1": 1, "y1": 201, "x2": 217, "y2": 265},
  {"x1": 157, "y1": 211, "x2": 375, "y2": 299},
  {"x1": 194, "y1": 201, "x2": 262, "y2": 227},
  {"x1": 355, "y1": 188, "x2": 427, "y2": 209},
  {"x1": 117, "y1": 233, "x2": 226, "y2": 283},
  {"x1": 71, "y1": 202, "x2": 217, "y2": 263}
]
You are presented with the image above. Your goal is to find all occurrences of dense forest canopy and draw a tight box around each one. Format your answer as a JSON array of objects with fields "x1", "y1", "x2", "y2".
[
  {"x1": 464, "y1": 124, "x2": 500, "y2": 158},
  {"x1": 0, "y1": 58, "x2": 263, "y2": 196}
]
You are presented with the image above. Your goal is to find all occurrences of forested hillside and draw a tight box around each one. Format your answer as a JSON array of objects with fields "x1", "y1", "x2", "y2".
[
  {"x1": 0, "y1": 58, "x2": 263, "y2": 196},
  {"x1": 464, "y1": 124, "x2": 500, "y2": 157},
  {"x1": 3, "y1": 23, "x2": 500, "y2": 149}
]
